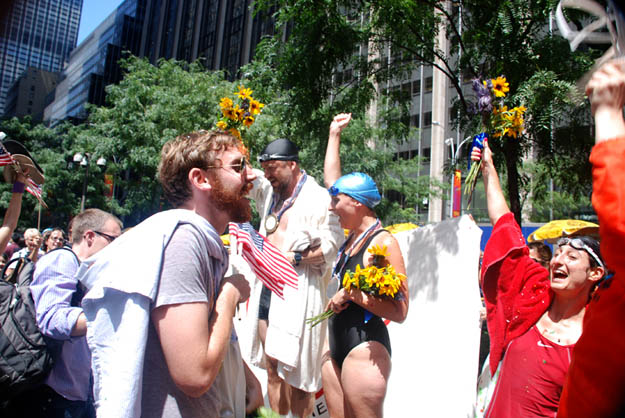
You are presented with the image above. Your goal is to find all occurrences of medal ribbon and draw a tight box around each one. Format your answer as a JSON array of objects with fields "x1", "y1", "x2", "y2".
[
  {"x1": 268, "y1": 170, "x2": 308, "y2": 222},
  {"x1": 330, "y1": 219, "x2": 382, "y2": 324}
]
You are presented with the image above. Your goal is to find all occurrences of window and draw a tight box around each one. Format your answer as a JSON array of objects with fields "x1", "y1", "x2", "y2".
[
  {"x1": 422, "y1": 147, "x2": 431, "y2": 158},
  {"x1": 411, "y1": 114, "x2": 420, "y2": 127},
  {"x1": 423, "y1": 111, "x2": 432, "y2": 126},
  {"x1": 413, "y1": 80, "x2": 421, "y2": 95},
  {"x1": 425, "y1": 77, "x2": 433, "y2": 93}
]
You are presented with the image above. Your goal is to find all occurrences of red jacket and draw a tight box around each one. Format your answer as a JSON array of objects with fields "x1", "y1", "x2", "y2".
[
  {"x1": 558, "y1": 138, "x2": 625, "y2": 417},
  {"x1": 481, "y1": 212, "x2": 554, "y2": 375}
]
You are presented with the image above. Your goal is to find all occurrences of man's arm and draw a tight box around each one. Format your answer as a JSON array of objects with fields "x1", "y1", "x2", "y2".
[
  {"x1": 151, "y1": 274, "x2": 250, "y2": 398},
  {"x1": 30, "y1": 251, "x2": 83, "y2": 339}
]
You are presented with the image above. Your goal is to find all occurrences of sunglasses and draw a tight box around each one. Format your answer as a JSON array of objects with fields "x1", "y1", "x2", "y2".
[
  {"x1": 94, "y1": 230, "x2": 119, "y2": 243},
  {"x1": 207, "y1": 158, "x2": 247, "y2": 174},
  {"x1": 557, "y1": 237, "x2": 604, "y2": 269}
]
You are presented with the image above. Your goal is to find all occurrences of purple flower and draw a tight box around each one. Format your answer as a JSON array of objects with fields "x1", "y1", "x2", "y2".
[{"x1": 472, "y1": 78, "x2": 492, "y2": 114}]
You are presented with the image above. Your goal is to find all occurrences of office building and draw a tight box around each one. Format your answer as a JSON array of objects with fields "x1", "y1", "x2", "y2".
[
  {"x1": 4, "y1": 66, "x2": 59, "y2": 122},
  {"x1": 44, "y1": 0, "x2": 145, "y2": 124},
  {"x1": 0, "y1": 0, "x2": 82, "y2": 115}
]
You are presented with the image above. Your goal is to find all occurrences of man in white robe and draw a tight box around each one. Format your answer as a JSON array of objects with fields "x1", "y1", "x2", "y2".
[{"x1": 245, "y1": 138, "x2": 343, "y2": 417}]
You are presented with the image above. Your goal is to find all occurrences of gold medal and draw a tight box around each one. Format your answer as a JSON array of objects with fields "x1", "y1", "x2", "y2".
[{"x1": 264, "y1": 214, "x2": 279, "y2": 234}]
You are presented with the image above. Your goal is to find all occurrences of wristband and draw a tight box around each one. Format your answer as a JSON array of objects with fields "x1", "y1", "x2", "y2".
[{"x1": 12, "y1": 181, "x2": 25, "y2": 194}]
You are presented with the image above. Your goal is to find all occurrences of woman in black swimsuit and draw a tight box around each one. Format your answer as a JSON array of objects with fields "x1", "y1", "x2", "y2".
[{"x1": 321, "y1": 113, "x2": 409, "y2": 418}]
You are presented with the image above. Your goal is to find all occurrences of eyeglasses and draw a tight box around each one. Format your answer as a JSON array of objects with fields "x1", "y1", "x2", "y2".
[
  {"x1": 94, "y1": 230, "x2": 119, "y2": 243},
  {"x1": 557, "y1": 237, "x2": 604, "y2": 269},
  {"x1": 207, "y1": 159, "x2": 247, "y2": 174},
  {"x1": 50, "y1": 236, "x2": 64, "y2": 242}
]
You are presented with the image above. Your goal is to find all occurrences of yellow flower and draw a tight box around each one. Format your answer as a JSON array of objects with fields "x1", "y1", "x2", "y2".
[
  {"x1": 229, "y1": 128, "x2": 241, "y2": 140},
  {"x1": 249, "y1": 99, "x2": 264, "y2": 115},
  {"x1": 368, "y1": 245, "x2": 389, "y2": 258},
  {"x1": 243, "y1": 115, "x2": 255, "y2": 128},
  {"x1": 233, "y1": 105, "x2": 245, "y2": 121},
  {"x1": 219, "y1": 97, "x2": 233, "y2": 109},
  {"x1": 223, "y1": 107, "x2": 237, "y2": 120},
  {"x1": 491, "y1": 76, "x2": 510, "y2": 98},
  {"x1": 343, "y1": 272, "x2": 353, "y2": 290},
  {"x1": 216, "y1": 120, "x2": 228, "y2": 130},
  {"x1": 236, "y1": 85, "x2": 253, "y2": 100}
]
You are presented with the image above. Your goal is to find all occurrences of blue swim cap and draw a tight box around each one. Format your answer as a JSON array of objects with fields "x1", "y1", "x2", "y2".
[{"x1": 328, "y1": 172, "x2": 381, "y2": 208}]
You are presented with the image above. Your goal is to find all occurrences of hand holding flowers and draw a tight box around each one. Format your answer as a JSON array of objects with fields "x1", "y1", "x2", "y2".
[
  {"x1": 464, "y1": 76, "x2": 526, "y2": 207},
  {"x1": 306, "y1": 245, "x2": 406, "y2": 328}
]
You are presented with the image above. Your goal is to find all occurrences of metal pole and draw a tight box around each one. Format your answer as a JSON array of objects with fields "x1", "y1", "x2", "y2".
[{"x1": 81, "y1": 162, "x2": 89, "y2": 212}]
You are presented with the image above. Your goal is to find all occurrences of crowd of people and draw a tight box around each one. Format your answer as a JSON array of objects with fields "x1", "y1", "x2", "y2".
[{"x1": 1, "y1": 59, "x2": 624, "y2": 418}]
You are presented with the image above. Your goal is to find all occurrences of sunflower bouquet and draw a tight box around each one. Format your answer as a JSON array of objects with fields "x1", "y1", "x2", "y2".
[
  {"x1": 216, "y1": 85, "x2": 264, "y2": 140},
  {"x1": 463, "y1": 76, "x2": 526, "y2": 207},
  {"x1": 306, "y1": 245, "x2": 406, "y2": 328}
]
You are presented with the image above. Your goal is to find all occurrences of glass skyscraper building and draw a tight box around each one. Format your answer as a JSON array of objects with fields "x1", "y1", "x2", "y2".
[{"x1": 0, "y1": 0, "x2": 82, "y2": 114}]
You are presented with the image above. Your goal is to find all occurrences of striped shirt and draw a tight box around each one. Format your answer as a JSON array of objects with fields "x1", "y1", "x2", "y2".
[{"x1": 30, "y1": 249, "x2": 90, "y2": 401}]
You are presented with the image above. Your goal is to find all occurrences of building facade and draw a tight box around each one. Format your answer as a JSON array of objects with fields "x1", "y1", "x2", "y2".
[
  {"x1": 4, "y1": 66, "x2": 59, "y2": 122},
  {"x1": 0, "y1": 0, "x2": 82, "y2": 115},
  {"x1": 44, "y1": 0, "x2": 145, "y2": 124}
]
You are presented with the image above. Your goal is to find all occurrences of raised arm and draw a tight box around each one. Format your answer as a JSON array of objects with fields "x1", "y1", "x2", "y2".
[
  {"x1": 324, "y1": 113, "x2": 352, "y2": 188},
  {"x1": 471, "y1": 140, "x2": 510, "y2": 226},
  {"x1": 586, "y1": 60, "x2": 625, "y2": 143},
  {"x1": 0, "y1": 171, "x2": 28, "y2": 253}
]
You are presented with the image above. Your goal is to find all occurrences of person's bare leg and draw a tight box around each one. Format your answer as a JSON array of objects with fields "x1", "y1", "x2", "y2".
[
  {"x1": 259, "y1": 319, "x2": 290, "y2": 414},
  {"x1": 321, "y1": 349, "x2": 346, "y2": 418},
  {"x1": 341, "y1": 342, "x2": 391, "y2": 418},
  {"x1": 290, "y1": 387, "x2": 314, "y2": 417}
]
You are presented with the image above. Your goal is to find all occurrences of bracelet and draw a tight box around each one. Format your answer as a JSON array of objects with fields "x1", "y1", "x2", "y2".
[{"x1": 12, "y1": 181, "x2": 25, "y2": 194}]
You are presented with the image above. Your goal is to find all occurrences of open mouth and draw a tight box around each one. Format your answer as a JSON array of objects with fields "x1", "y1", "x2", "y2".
[{"x1": 551, "y1": 270, "x2": 568, "y2": 281}]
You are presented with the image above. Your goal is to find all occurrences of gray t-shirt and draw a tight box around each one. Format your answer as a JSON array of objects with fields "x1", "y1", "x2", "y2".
[{"x1": 141, "y1": 224, "x2": 245, "y2": 418}]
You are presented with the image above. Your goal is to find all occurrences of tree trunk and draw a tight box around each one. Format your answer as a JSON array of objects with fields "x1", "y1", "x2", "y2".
[{"x1": 503, "y1": 139, "x2": 523, "y2": 226}]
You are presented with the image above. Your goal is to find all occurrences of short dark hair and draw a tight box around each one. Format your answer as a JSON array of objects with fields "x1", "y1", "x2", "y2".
[
  {"x1": 158, "y1": 130, "x2": 243, "y2": 207},
  {"x1": 528, "y1": 242, "x2": 552, "y2": 268},
  {"x1": 71, "y1": 209, "x2": 122, "y2": 244}
]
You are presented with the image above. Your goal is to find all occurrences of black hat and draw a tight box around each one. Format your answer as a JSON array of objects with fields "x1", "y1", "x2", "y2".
[
  {"x1": 2, "y1": 139, "x2": 45, "y2": 185},
  {"x1": 258, "y1": 138, "x2": 299, "y2": 162}
]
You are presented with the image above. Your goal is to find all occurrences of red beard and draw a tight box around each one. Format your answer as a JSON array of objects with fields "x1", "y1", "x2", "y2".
[{"x1": 210, "y1": 175, "x2": 252, "y2": 223}]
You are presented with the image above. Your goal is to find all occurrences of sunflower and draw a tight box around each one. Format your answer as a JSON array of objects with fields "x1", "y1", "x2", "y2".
[
  {"x1": 236, "y1": 85, "x2": 253, "y2": 100},
  {"x1": 216, "y1": 120, "x2": 228, "y2": 130},
  {"x1": 249, "y1": 99, "x2": 264, "y2": 115},
  {"x1": 223, "y1": 107, "x2": 237, "y2": 120},
  {"x1": 491, "y1": 76, "x2": 510, "y2": 98},
  {"x1": 242, "y1": 115, "x2": 255, "y2": 128},
  {"x1": 229, "y1": 128, "x2": 241, "y2": 140},
  {"x1": 219, "y1": 97, "x2": 233, "y2": 109}
]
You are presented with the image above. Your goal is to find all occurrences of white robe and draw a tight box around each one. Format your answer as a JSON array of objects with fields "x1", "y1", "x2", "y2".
[{"x1": 236, "y1": 169, "x2": 344, "y2": 392}]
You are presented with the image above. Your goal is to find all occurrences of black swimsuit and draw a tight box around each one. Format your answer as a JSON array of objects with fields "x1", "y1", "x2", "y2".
[{"x1": 329, "y1": 229, "x2": 392, "y2": 368}]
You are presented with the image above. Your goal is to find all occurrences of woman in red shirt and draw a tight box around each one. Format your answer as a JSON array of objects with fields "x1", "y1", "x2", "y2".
[{"x1": 472, "y1": 140, "x2": 606, "y2": 417}]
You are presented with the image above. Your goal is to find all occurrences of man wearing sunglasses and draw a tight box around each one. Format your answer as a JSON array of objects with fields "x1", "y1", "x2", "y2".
[
  {"x1": 243, "y1": 138, "x2": 343, "y2": 417},
  {"x1": 73, "y1": 130, "x2": 263, "y2": 418},
  {"x1": 471, "y1": 139, "x2": 606, "y2": 417},
  {"x1": 558, "y1": 60, "x2": 625, "y2": 418},
  {"x1": 27, "y1": 208, "x2": 122, "y2": 417}
]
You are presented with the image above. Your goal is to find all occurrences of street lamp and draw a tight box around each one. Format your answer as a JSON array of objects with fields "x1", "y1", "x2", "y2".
[
  {"x1": 445, "y1": 136, "x2": 473, "y2": 218},
  {"x1": 73, "y1": 152, "x2": 106, "y2": 212}
]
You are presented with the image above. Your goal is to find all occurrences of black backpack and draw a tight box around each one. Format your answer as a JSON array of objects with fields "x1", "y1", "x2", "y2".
[{"x1": 0, "y1": 248, "x2": 78, "y2": 400}]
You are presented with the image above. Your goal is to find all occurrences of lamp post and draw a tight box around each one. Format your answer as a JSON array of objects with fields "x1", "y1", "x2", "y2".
[
  {"x1": 73, "y1": 152, "x2": 106, "y2": 212},
  {"x1": 445, "y1": 136, "x2": 473, "y2": 218}
]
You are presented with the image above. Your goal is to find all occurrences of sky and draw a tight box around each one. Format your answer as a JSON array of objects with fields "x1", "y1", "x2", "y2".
[{"x1": 77, "y1": 0, "x2": 126, "y2": 45}]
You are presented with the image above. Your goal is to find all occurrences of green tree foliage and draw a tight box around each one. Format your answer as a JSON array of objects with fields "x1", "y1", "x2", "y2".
[
  {"x1": 253, "y1": 0, "x2": 602, "y2": 225},
  {"x1": 0, "y1": 117, "x2": 98, "y2": 230}
]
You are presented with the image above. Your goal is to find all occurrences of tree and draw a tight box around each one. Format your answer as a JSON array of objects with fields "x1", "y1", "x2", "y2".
[{"x1": 253, "y1": 0, "x2": 602, "y2": 225}]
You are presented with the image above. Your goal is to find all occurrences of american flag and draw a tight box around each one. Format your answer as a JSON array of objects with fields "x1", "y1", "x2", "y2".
[
  {"x1": 25, "y1": 178, "x2": 47, "y2": 208},
  {"x1": 0, "y1": 143, "x2": 15, "y2": 166},
  {"x1": 229, "y1": 222, "x2": 298, "y2": 299}
]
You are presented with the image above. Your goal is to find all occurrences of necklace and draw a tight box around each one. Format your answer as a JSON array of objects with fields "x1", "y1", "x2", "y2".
[
  {"x1": 330, "y1": 219, "x2": 382, "y2": 288},
  {"x1": 264, "y1": 170, "x2": 307, "y2": 234}
]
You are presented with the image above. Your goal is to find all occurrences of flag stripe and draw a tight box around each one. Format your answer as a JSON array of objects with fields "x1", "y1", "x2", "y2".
[{"x1": 229, "y1": 222, "x2": 299, "y2": 300}]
